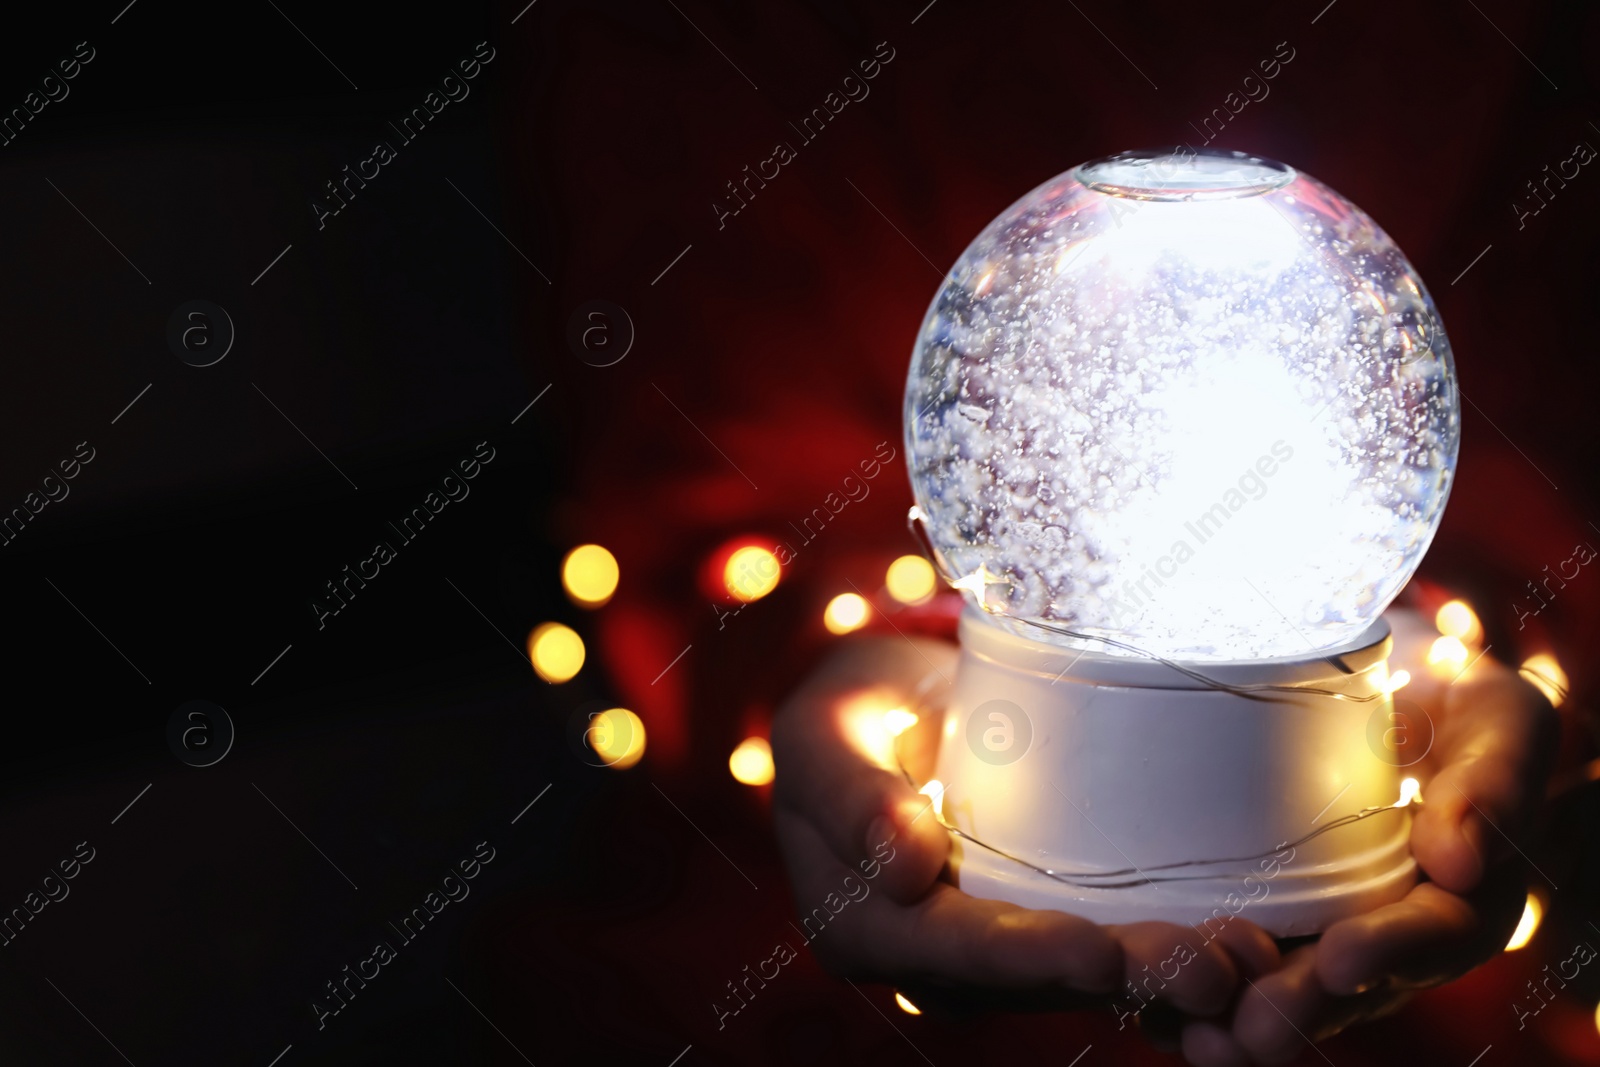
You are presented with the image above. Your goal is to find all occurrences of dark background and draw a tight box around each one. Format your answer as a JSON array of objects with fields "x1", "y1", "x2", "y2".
[{"x1": 1, "y1": 0, "x2": 1598, "y2": 1064}]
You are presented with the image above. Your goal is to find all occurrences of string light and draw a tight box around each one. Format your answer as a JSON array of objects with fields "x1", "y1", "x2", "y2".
[
  {"x1": 884, "y1": 707, "x2": 919, "y2": 736},
  {"x1": 897, "y1": 728, "x2": 1425, "y2": 890},
  {"x1": 1434, "y1": 599, "x2": 1482, "y2": 644},
  {"x1": 919, "y1": 778, "x2": 947, "y2": 818},
  {"x1": 562, "y1": 544, "x2": 619, "y2": 607},
  {"x1": 886, "y1": 555, "x2": 938, "y2": 604},
  {"x1": 724, "y1": 546, "x2": 781, "y2": 602},
  {"x1": 1505, "y1": 893, "x2": 1543, "y2": 951},
  {"x1": 728, "y1": 737, "x2": 775, "y2": 785},
  {"x1": 588, "y1": 708, "x2": 646, "y2": 769},
  {"x1": 1520, "y1": 653, "x2": 1569, "y2": 707},
  {"x1": 1426, "y1": 635, "x2": 1469, "y2": 676},
  {"x1": 1383, "y1": 668, "x2": 1412, "y2": 695},
  {"x1": 529, "y1": 623, "x2": 585, "y2": 683},
  {"x1": 823, "y1": 593, "x2": 871, "y2": 635},
  {"x1": 894, "y1": 992, "x2": 922, "y2": 1015}
]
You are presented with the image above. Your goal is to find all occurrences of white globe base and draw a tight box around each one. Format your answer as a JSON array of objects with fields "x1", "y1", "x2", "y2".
[{"x1": 933, "y1": 607, "x2": 1417, "y2": 938}]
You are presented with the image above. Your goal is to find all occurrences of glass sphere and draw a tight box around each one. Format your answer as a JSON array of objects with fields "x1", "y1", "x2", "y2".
[{"x1": 904, "y1": 148, "x2": 1459, "y2": 661}]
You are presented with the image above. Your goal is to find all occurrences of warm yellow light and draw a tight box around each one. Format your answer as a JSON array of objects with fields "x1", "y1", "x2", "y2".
[
  {"x1": 884, "y1": 707, "x2": 919, "y2": 737},
  {"x1": 588, "y1": 708, "x2": 645, "y2": 769},
  {"x1": 839, "y1": 694, "x2": 900, "y2": 770},
  {"x1": 724, "y1": 546, "x2": 781, "y2": 602},
  {"x1": 562, "y1": 544, "x2": 619, "y2": 607},
  {"x1": 729, "y1": 737, "x2": 775, "y2": 786},
  {"x1": 919, "y1": 778, "x2": 946, "y2": 818},
  {"x1": 823, "y1": 593, "x2": 871, "y2": 635},
  {"x1": 1521, "y1": 653, "x2": 1569, "y2": 707},
  {"x1": 886, "y1": 555, "x2": 938, "y2": 604},
  {"x1": 529, "y1": 622, "x2": 585, "y2": 683},
  {"x1": 1383, "y1": 669, "x2": 1412, "y2": 695},
  {"x1": 1593, "y1": 1000, "x2": 1600, "y2": 1036},
  {"x1": 894, "y1": 992, "x2": 922, "y2": 1015},
  {"x1": 1506, "y1": 893, "x2": 1544, "y2": 951},
  {"x1": 1426, "y1": 635, "x2": 1469, "y2": 676},
  {"x1": 1394, "y1": 777, "x2": 1421, "y2": 808},
  {"x1": 1435, "y1": 600, "x2": 1482, "y2": 644}
]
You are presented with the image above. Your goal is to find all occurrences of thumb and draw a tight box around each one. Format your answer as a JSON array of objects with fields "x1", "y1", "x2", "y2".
[
  {"x1": 772, "y1": 636, "x2": 957, "y2": 903},
  {"x1": 1410, "y1": 660, "x2": 1557, "y2": 893}
]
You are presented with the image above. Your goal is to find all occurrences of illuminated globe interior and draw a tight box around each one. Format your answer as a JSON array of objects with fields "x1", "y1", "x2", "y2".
[{"x1": 906, "y1": 149, "x2": 1460, "y2": 660}]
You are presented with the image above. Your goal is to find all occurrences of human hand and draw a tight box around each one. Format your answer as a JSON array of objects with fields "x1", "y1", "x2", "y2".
[
  {"x1": 1175, "y1": 609, "x2": 1560, "y2": 1065},
  {"x1": 772, "y1": 635, "x2": 1280, "y2": 1021}
]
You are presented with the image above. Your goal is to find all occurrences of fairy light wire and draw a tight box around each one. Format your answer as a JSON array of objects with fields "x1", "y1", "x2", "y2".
[
  {"x1": 891, "y1": 708, "x2": 1417, "y2": 890},
  {"x1": 906, "y1": 506, "x2": 1390, "y2": 705}
]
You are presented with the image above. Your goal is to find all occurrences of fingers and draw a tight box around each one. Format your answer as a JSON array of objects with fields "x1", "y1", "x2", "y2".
[
  {"x1": 1314, "y1": 861, "x2": 1529, "y2": 996},
  {"x1": 774, "y1": 806, "x2": 1124, "y2": 995},
  {"x1": 1230, "y1": 944, "x2": 1329, "y2": 1065},
  {"x1": 771, "y1": 636, "x2": 958, "y2": 903},
  {"x1": 1109, "y1": 921, "x2": 1246, "y2": 1017},
  {"x1": 1410, "y1": 659, "x2": 1557, "y2": 893},
  {"x1": 1204, "y1": 916, "x2": 1282, "y2": 980},
  {"x1": 1181, "y1": 1020, "x2": 1246, "y2": 1067},
  {"x1": 902, "y1": 883, "x2": 1124, "y2": 992},
  {"x1": 1231, "y1": 942, "x2": 1418, "y2": 1065}
]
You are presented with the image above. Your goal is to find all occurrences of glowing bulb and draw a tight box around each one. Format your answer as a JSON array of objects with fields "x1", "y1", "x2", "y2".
[
  {"x1": 1393, "y1": 777, "x2": 1421, "y2": 808},
  {"x1": 562, "y1": 544, "x2": 619, "y2": 607},
  {"x1": 1426, "y1": 635, "x2": 1469, "y2": 676},
  {"x1": 588, "y1": 708, "x2": 645, "y2": 769},
  {"x1": 725, "y1": 546, "x2": 781, "y2": 602},
  {"x1": 1434, "y1": 599, "x2": 1481, "y2": 644},
  {"x1": 1521, "y1": 653, "x2": 1568, "y2": 707},
  {"x1": 894, "y1": 992, "x2": 922, "y2": 1015},
  {"x1": 919, "y1": 778, "x2": 946, "y2": 818},
  {"x1": 1505, "y1": 893, "x2": 1543, "y2": 951},
  {"x1": 1383, "y1": 668, "x2": 1411, "y2": 694},
  {"x1": 905, "y1": 148, "x2": 1458, "y2": 660},
  {"x1": 886, "y1": 555, "x2": 938, "y2": 604},
  {"x1": 729, "y1": 737, "x2": 775, "y2": 785},
  {"x1": 839, "y1": 694, "x2": 900, "y2": 769},
  {"x1": 823, "y1": 593, "x2": 871, "y2": 634},
  {"x1": 884, "y1": 707, "x2": 919, "y2": 736},
  {"x1": 529, "y1": 622, "x2": 584, "y2": 683}
]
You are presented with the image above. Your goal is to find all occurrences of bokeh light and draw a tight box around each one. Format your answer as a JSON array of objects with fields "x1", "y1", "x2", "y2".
[
  {"x1": 1426, "y1": 635, "x2": 1469, "y2": 677},
  {"x1": 895, "y1": 992, "x2": 922, "y2": 1015},
  {"x1": 588, "y1": 707, "x2": 645, "y2": 769},
  {"x1": 1434, "y1": 599, "x2": 1482, "y2": 644},
  {"x1": 562, "y1": 544, "x2": 619, "y2": 607},
  {"x1": 1521, "y1": 653, "x2": 1569, "y2": 707},
  {"x1": 1394, "y1": 777, "x2": 1421, "y2": 808},
  {"x1": 839, "y1": 694, "x2": 902, "y2": 770},
  {"x1": 529, "y1": 622, "x2": 585, "y2": 683},
  {"x1": 729, "y1": 737, "x2": 775, "y2": 786},
  {"x1": 886, "y1": 555, "x2": 938, "y2": 604},
  {"x1": 884, "y1": 707, "x2": 919, "y2": 736},
  {"x1": 724, "y1": 546, "x2": 782, "y2": 602},
  {"x1": 1505, "y1": 892, "x2": 1543, "y2": 951},
  {"x1": 823, "y1": 593, "x2": 871, "y2": 635}
]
